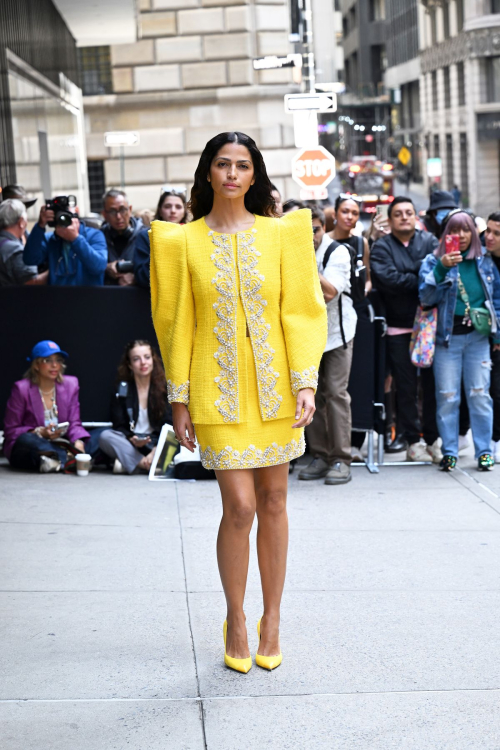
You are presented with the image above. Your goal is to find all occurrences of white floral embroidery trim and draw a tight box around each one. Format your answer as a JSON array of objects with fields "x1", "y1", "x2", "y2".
[
  {"x1": 290, "y1": 367, "x2": 319, "y2": 396},
  {"x1": 200, "y1": 434, "x2": 305, "y2": 470},
  {"x1": 210, "y1": 232, "x2": 239, "y2": 423},
  {"x1": 167, "y1": 379, "x2": 190, "y2": 405},
  {"x1": 237, "y1": 229, "x2": 283, "y2": 420}
]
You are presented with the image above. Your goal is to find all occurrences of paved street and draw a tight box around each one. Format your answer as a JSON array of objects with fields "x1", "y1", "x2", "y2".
[{"x1": 1, "y1": 452, "x2": 500, "y2": 749}]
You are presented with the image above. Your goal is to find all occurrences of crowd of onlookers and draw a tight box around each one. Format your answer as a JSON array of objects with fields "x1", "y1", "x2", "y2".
[{"x1": 1, "y1": 181, "x2": 500, "y2": 478}]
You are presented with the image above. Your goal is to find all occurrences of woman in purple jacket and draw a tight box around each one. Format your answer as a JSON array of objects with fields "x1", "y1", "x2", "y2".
[{"x1": 3, "y1": 340, "x2": 89, "y2": 473}]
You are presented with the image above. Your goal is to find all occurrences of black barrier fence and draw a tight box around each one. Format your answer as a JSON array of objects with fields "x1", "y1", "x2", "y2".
[
  {"x1": 1, "y1": 287, "x2": 388, "y2": 470},
  {"x1": 0, "y1": 287, "x2": 158, "y2": 427}
]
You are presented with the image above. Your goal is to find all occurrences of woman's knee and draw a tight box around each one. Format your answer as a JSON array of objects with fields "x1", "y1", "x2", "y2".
[
  {"x1": 99, "y1": 429, "x2": 117, "y2": 452},
  {"x1": 257, "y1": 488, "x2": 287, "y2": 518},
  {"x1": 223, "y1": 497, "x2": 255, "y2": 530}
]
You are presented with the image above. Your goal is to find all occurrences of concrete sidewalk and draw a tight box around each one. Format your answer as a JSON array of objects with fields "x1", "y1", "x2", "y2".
[{"x1": 1, "y1": 454, "x2": 500, "y2": 749}]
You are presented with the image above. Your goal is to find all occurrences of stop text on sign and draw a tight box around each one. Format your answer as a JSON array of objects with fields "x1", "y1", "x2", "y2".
[{"x1": 291, "y1": 146, "x2": 336, "y2": 189}]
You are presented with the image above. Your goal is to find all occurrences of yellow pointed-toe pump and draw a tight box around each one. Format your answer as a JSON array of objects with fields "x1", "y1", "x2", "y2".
[
  {"x1": 223, "y1": 621, "x2": 252, "y2": 674},
  {"x1": 255, "y1": 617, "x2": 282, "y2": 671}
]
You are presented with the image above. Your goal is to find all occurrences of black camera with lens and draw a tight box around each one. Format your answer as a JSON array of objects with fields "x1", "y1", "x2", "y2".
[
  {"x1": 116, "y1": 260, "x2": 134, "y2": 273},
  {"x1": 46, "y1": 195, "x2": 77, "y2": 228}
]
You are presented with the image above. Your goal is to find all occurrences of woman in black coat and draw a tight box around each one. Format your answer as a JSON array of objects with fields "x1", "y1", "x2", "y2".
[{"x1": 99, "y1": 339, "x2": 172, "y2": 474}]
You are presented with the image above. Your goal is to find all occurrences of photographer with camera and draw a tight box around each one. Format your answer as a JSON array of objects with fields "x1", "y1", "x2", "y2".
[
  {"x1": 101, "y1": 190, "x2": 143, "y2": 286},
  {"x1": 23, "y1": 196, "x2": 107, "y2": 286}
]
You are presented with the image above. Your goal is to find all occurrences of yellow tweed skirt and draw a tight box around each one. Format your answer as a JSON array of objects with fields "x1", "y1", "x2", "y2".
[{"x1": 196, "y1": 339, "x2": 305, "y2": 471}]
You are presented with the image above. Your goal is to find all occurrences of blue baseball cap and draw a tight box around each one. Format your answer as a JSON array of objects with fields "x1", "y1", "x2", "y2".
[{"x1": 28, "y1": 340, "x2": 68, "y2": 362}]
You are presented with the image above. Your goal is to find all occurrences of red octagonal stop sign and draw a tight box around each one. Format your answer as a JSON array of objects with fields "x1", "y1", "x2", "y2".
[{"x1": 291, "y1": 146, "x2": 336, "y2": 189}]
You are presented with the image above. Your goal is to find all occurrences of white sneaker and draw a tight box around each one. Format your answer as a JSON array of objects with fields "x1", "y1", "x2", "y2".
[
  {"x1": 407, "y1": 441, "x2": 431, "y2": 462},
  {"x1": 39, "y1": 455, "x2": 61, "y2": 473},
  {"x1": 113, "y1": 459, "x2": 125, "y2": 474},
  {"x1": 458, "y1": 434, "x2": 470, "y2": 453},
  {"x1": 492, "y1": 440, "x2": 500, "y2": 464},
  {"x1": 426, "y1": 439, "x2": 443, "y2": 464}
]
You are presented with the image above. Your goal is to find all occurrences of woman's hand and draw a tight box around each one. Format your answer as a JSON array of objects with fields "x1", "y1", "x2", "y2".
[
  {"x1": 74, "y1": 439, "x2": 85, "y2": 453},
  {"x1": 38, "y1": 423, "x2": 64, "y2": 440},
  {"x1": 441, "y1": 251, "x2": 463, "y2": 268},
  {"x1": 292, "y1": 388, "x2": 316, "y2": 428},
  {"x1": 172, "y1": 403, "x2": 196, "y2": 453},
  {"x1": 130, "y1": 435, "x2": 150, "y2": 448}
]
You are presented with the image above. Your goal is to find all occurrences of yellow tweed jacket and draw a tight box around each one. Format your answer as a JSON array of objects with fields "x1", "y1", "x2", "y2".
[{"x1": 150, "y1": 209, "x2": 327, "y2": 425}]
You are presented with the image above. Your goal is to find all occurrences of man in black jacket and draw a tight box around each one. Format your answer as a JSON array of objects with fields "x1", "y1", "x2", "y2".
[
  {"x1": 371, "y1": 197, "x2": 440, "y2": 462},
  {"x1": 101, "y1": 189, "x2": 143, "y2": 286}
]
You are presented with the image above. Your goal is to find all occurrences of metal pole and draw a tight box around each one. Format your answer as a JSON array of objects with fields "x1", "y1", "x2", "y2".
[
  {"x1": 120, "y1": 146, "x2": 125, "y2": 189},
  {"x1": 301, "y1": 0, "x2": 315, "y2": 93}
]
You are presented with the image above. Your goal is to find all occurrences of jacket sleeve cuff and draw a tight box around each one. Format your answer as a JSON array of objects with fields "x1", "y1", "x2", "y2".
[
  {"x1": 433, "y1": 259, "x2": 449, "y2": 284},
  {"x1": 290, "y1": 367, "x2": 319, "y2": 396},
  {"x1": 167, "y1": 379, "x2": 190, "y2": 405}
]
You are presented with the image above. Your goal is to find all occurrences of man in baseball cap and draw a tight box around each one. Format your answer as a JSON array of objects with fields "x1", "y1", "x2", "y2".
[{"x1": 1, "y1": 184, "x2": 37, "y2": 209}]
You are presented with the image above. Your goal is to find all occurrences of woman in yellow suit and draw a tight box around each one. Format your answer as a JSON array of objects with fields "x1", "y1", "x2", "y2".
[{"x1": 150, "y1": 132, "x2": 327, "y2": 673}]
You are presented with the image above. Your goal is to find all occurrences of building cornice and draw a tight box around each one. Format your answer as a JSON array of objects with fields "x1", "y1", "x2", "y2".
[{"x1": 420, "y1": 26, "x2": 500, "y2": 73}]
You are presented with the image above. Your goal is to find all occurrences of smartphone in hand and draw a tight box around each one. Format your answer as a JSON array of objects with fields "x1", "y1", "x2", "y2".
[{"x1": 445, "y1": 235, "x2": 460, "y2": 254}]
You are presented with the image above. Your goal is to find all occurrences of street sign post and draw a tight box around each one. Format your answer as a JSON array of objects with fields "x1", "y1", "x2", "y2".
[
  {"x1": 104, "y1": 131, "x2": 140, "y2": 188},
  {"x1": 291, "y1": 146, "x2": 336, "y2": 200},
  {"x1": 284, "y1": 92, "x2": 337, "y2": 114}
]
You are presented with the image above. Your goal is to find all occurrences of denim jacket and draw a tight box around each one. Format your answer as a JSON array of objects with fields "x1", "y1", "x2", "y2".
[{"x1": 419, "y1": 249, "x2": 500, "y2": 346}]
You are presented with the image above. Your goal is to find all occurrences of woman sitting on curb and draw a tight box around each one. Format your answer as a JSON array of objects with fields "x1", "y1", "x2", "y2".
[
  {"x1": 3, "y1": 340, "x2": 89, "y2": 473},
  {"x1": 419, "y1": 211, "x2": 500, "y2": 472},
  {"x1": 99, "y1": 339, "x2": 171, "y2": 474}
]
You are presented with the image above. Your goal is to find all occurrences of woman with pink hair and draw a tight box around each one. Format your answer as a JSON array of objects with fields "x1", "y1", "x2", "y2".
[{"x1": 419, "y1": 210, "x2": 500, "y2": 472}]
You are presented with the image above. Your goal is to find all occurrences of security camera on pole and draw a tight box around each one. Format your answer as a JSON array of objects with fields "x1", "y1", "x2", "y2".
[{"x1": 286, "y1": 0, "x2": 337, "y2": 199}]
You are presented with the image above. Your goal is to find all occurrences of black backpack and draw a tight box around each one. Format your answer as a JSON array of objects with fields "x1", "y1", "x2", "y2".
[{"x1": 322, "y1": 236, "x2": 366, "y2": 348}]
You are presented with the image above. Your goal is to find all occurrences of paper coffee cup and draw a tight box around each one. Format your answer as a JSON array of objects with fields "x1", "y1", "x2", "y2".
[{"x1": 76, "y1": 453, "x2": 91, "y2": 477}]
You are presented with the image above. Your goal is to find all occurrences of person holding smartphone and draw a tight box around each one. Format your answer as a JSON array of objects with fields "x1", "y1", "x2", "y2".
[
  {"x1": 419, "y1": 211, "x2": 500, "y2": 472},
  {"x1": 3, "y1": 340, "x2": 89, "y2": 473},
  {"x1": 99, "y1": 340, "x2": 171, "y2": 474}
]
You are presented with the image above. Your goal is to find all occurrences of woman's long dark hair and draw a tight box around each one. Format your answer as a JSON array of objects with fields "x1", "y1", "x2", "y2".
[
  {"x1": 116, "y1": 340, "x2": 167, "y2": 425},
  {"x1": 154, "y1": 191, "x2": 187, "y2": 223},
  {"x1": 189, "y1": 132, "x2": 276, "y2": 220}
]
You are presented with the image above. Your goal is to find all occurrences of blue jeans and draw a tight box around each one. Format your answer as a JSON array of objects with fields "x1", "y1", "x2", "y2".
[
  {"x1": 434, "y1": 330, "x2": 493, "y2": 459},
  {"x1": 9, "y1": 432, "x2": 68, "y2": 471}
]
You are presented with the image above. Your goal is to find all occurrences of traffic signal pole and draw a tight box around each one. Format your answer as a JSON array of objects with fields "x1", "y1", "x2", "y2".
[{"x1": 301, "y1": 0, "x2": 316, "y2": 94}]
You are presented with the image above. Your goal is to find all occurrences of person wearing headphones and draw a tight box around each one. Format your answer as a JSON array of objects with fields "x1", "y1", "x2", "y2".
[{"x1": 101, "y1": 189, "x2": 144, "y2": 286}]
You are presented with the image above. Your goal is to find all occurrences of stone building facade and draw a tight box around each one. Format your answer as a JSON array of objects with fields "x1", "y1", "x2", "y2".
[
  {"x1": 419, "y1": 0, "x2": 500, "y2": 213},
  {"x1": 83, "y1": 0, "x2": 302, "y2": 210}
]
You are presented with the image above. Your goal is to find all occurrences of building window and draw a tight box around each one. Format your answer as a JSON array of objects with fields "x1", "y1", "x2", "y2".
[
  {"x1": 460, "y1": 133, "x2": 468, "y2": 205},
  {"x1": 87, "y1": 160, "x2": 106, "y2": 214},
  {"x1": 492, "y1": 0, "x2": 500, "y2": 13},
  {"x1": 443, "y1": 2, "x2": 450, "y2": 39},
  {"x1": 486, "y1": 56, "x2": 500, "y2": 102},
  {"x1": 369, "y1": 0, "x2": 386, "y2": 21},
  {"x1": 446, "y1": 134, "x2": 454, "y2": 189},
  {"x1": 456, "y1": 0, "x2": 464, "y2": 32},
  {"x1": 444, "y1": 67, "x2": 451, "y2": 108},
  {"x1": 434, "y1": 134, "x2": 440, "y2": 158},
  {"x1": 430, "y1": 9, "x2": 437, "y2": 45},
  {"x1": 432, "y1": 70, "x2": 438, "y2": 111},
  {"x1": 457, "y1": 62, "x2": 465, "y2": 106},
  {"x1": 78, "y1": 47, "x2": 112, "y2": 96}
]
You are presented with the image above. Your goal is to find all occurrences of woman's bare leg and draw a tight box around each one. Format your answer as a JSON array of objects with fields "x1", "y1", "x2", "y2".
[
  {"x1": 215, "y1": 468, "x2": 256, "y2": 659},
  {"x1": 254, "y1": 462, "x2": 289, "y2": 656}
]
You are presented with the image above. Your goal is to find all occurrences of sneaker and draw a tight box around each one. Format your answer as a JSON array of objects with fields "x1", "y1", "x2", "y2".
[
  {"x1": 492, "y1": 440, "x2": 500, "y2": 464},
  {"x1": 298, "y1": 457, "x2": 330, "y2": 480},
  {"x1": 407, "y1": 441, "x2": 431, "y2": 462},
  {"x1": 324, "y1": 461, "x2": 352, "y2": 485},
  {"x1": 458, "y1": 434, "x2": 470, "y2": 453},
  {"x1": 113, "y1": 459, "x2": 125, "y2": 474},
  {"x1": 351, "y1": 447, "x2": 364, "y2": 463},
  {"x1": 478, "y1": 453, "x2": 495, "y2": 472},
  {"x1": 426, "y1": 439, "x2": 443, "y2": 464},
  {"x1": 39, "y1": 455, "x2": 61, "y2": 473},
  {"x1": 440, "y1": 455, "x2": 457, "y2": 472}
]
